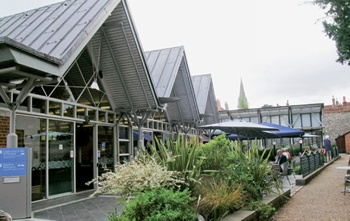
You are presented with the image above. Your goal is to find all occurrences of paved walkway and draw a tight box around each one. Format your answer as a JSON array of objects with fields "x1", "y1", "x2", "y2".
[
  {"x1": 16, "y1": 191, "x2": 121, "y2": 221},
  {"x1": 272, "y1": 153, "x2": 350, "y2": 221}
]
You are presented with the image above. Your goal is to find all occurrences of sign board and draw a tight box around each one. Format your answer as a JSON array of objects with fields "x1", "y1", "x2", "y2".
[{"x1": 0, "y1": 148, "x2": 27, "y2": 176}]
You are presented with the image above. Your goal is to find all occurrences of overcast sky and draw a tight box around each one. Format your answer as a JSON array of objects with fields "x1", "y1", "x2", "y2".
[{"x1": 2, "y1": 0, "x2": 350, "y2": 109}]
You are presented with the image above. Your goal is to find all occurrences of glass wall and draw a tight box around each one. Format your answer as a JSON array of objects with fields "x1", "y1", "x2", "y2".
[
  {"x1": 119, "y1": 126, "x2": 130, "y2": 162},
  {"x1": 98, "y1": 126, "x2": 114, "y2": 176},
  {"x1": 76, "y1": 124, "x2": 94, "y2": 192},
  {"x1": 48, "y1": 120, "x2": 74, "y2": 196},
  {"x1": 17, "y1": 116, "x2": 46, "y2": 201}
]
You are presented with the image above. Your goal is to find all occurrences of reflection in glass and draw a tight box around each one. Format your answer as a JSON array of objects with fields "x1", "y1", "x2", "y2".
[
  {"x1": 76, "y1": 124, "x2": 93, "y2": 192},
  {"x1": 48, "y1": 120, "x2": 74, "y2": 195},
  {"x1": 17, "y1": 116, "x2": 46, "y2": 201},
  {"x1": 98, "y1": 126, "x2": 114, "y2": 176}
]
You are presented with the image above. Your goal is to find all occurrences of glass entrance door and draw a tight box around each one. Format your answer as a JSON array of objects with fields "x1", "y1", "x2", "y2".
[
  {"x1": 76, "y1": 124, "x2": 94, "y2": 192},
  {"x1": 98, "y1": 126, "x2": 114, "y2": 176},
  {"x1": 48, "y1": 120, "x2": 74, "y2": 196}
]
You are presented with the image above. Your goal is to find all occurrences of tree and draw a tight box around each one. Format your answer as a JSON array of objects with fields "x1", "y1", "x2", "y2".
[
  {"x1": 237, "y1": 78, "x2": 249, "y2": 109},
  {"x1": 313, "y1": 0, "x2": 350, "y2": 65}
]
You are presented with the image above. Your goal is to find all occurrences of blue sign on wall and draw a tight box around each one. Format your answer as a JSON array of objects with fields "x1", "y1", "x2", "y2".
[{"x1": 0, "y1": 148, "x2": 27, "y2": 177}]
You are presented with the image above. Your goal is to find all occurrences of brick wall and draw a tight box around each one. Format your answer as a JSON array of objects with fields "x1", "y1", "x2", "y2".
[{"x1": 0, "y1": 116, "x2": 9, "y2": 147}]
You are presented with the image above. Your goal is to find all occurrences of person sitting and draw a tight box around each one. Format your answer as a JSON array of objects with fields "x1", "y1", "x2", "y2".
[
  {"x1": 276, "y1": 149, "x2": 288, "y2": 172},
  {"x1": 282, "y1": 148, "x2": 291, "y2": 159},
  {"x1": 304, "y1": 146, "x2": 312, "y2": 155},
  {"x1": 0, "y1": 210, "x2": 12, "y2": 221}
]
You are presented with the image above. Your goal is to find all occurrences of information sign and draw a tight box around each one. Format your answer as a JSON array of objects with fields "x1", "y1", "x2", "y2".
[{"x1": 0, "y1": 148, "x2": 27, "y2": 176}]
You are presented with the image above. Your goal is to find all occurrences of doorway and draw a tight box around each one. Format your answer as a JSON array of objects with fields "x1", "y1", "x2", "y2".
[
  {"x1": 75, "y1": 124, "x2": 94, "y2": 192},
  {"x1": 98, "y1": 126, "x2": 114, "y2": 176},
  {"x1": 48, "y1": 120, "x2": 74, "y2": 196}
]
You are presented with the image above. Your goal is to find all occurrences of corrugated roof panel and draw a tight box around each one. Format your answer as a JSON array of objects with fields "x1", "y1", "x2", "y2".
[
  {"x1": 94, "y1": 1, "x2": 159, "y2": 111},
  {"x1": 192, "y1": 74, "x2": 210, "y2": 114},
  {"x1": 144, "y1": 47, "x2": 182, "y2": 97},
  {"x1": 0, "y1": 0, "x2": 160, "y2": 112},
  {"x1": 146, "y1": 46, "x2": 200, "y2": 124},
  {"x1": 192, "y1": 74, "x2": 220, "y2": 125},
  {"x1": 0, "y1": 0, "x2": 116, "y2": 64}
]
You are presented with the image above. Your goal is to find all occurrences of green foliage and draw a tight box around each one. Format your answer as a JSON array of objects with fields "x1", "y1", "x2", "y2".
[
  {"x1": 86, "y1": 155, "x2": 185, "y2": 198},
  {"x1": 198, "y1": 134, "x2": 234, "y2": 172},
  {"x1": 223, "y1": 141, "x2": 281, "y2": 200},
  {"x1": 111, "y1": 187, "x2": 197, "y2": 221},
  {"x1": 294, "y1": 165, "x2": 301, "y2": 175},
  {"x1": 313, "y1": 0, "x2": 350, "y2": 64},
  {"x1": 289, "y1": 145, "x2": 301, "y2": 157},
  {"x1": 145, "y1": 135, "x2": 203, "y2": 189},
  {"x1": 194, "y1": 177, "x2": 246, "y2": 221},
  {"x1": 243, "y1": 200, "x2": 276, "y2": 221}
]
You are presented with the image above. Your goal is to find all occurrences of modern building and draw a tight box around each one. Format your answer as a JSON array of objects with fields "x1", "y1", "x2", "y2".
[
  {"x1": 0, "y1": 0, "x2": 219, "y2": 203},
  {"x1": 219, "y1": 103, "x2": 324, "y2": 147}
]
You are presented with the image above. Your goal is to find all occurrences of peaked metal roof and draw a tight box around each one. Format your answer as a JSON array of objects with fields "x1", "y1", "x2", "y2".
[
  {"x1": 144, "y1": 46, "x2": 200, "y2": 124},
  {"x1": 0, "y1": 0, "x2": 160, "y2": 112},
  {"x1": 191, "y1": 74, "x2": 220, "y2": 125}
]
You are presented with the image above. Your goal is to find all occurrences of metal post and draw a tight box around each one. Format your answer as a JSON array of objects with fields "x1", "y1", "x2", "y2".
[
  {"x1": 7, "y1": 107, "x2": 18, "y2": 148},
  {"x1": 272, "y1": 141, "x2": 276, "y2": 156},
  {"x1": 299, "y1": 139, "x2": 303, "y2": 154}
]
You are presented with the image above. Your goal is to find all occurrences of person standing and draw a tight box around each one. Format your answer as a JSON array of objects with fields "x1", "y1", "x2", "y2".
[{"x1": 323, "y1": 135, "x2": 332, "y2": 162}]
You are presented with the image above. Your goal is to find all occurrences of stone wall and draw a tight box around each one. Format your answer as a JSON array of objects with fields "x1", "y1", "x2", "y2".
[{"x1": 324, "y1": 101, "x2": 350, "y2": 145}]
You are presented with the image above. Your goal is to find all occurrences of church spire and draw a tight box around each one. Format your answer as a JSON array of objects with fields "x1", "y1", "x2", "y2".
[{"x1": 237, "y1": 78, "x2": 249, "y2": 109}]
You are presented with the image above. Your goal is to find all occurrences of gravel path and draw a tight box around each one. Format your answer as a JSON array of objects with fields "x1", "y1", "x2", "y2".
[{"x1": 271, "y1": 154, "x2": 350, "y2": 221}]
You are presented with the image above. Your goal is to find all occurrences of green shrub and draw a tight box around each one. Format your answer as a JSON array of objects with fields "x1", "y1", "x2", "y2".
[
  {"x1": 243, "y1": 200, "x2": 276, "y2": 220},
  {"x1": 111, "y1": 187, "x2": 197, "y2": 221},
  {"x1": 86, "y1": 155, "x2": 185, "y2": 198},
  {"x1": 146, "y1": 135, "x2": 204, "y2": 189},
  {"x1": 198, "y1": 134, "x2": 234, "y2": 172},
  {"x1": 194, "y1": 177, "x2": 246, "y2": 221},
  {"x1": 294, "y1": 165, "x2": 301, "y2": 175},
  {"x1": 223, "y1": 141, "x2": 281, "y2": 200}
]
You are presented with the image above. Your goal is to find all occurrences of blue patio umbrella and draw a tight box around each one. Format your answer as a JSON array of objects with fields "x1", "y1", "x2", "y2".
[
  {"x1": 260, "y1": 122, "x2": 304, "y2": 138},
  {"x1": 198, "y1": 121, "x2": 279, "y2": 141}
]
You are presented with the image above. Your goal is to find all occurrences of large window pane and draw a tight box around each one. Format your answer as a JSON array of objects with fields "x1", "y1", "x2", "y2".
[
  {"x1": 262, "y1": 116, "x2": 270, "y2": 123},
  {"x1": 302, "y1": 114, "x2": 311, "y2": 127},
  {"x1": 271, "y1": 116, "x2": 279, "y2": 124},
  {"x1": 17, "y1": 116, "x2": 46, "y2": 201},
  {"x1": 280, "y1": 115, "x2": 288, "y2": 126},
  {"x1": 98, "y1": 126, "x2": 114, "y2": 176},
  {"x1": 292, "y1": 114, "x2": 301, "y2": 128},
  {"x1": 48, "y1": 120, "x2": 74, "y2": 196},
  {"x1": 311, "y1": 113, "x2": 321, "y2": 127},
  {"x1": 250, "y1": 117, "x2": 259, "y2": 123}
]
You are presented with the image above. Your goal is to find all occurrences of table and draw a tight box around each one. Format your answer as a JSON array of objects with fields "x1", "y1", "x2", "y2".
[
  {"x1": 336, "y1": 166, "x2": 350, "y2": 170},
  {"x1": 335, "y1": 166, "x2": 350, "y2": 194}
]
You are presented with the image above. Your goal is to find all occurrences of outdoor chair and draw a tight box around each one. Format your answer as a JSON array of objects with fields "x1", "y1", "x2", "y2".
[
  {"x1": 280, "y1": 161, "x2": 291, "y2": 185},
  {"x1": 287, "y1": 158, "x2": 296, "y2": 179},
  {"x1": 344, "y1": 170, "x2": 350, "y2": 195}
]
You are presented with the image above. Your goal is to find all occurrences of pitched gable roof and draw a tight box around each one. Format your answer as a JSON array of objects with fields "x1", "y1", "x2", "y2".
[
  {"x1": 144, "y1": 46, "x2": 200, "y2": 124},
  {"x1": 0, "y1": 0, "x2": 160, "y2": 112},
  {"x1": 192, "y1": 74, "x2": 220, "y2": 125}
]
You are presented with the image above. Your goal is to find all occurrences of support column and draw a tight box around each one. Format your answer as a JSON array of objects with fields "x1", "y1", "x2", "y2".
[{"x1": 7, "y1": 106, "x2": 17, "y2": 148}]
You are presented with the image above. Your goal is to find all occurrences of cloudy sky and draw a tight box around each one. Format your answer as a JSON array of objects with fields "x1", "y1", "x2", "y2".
[{"x1": 1, "y1": 0, "x2": 350, "y2": 109}]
